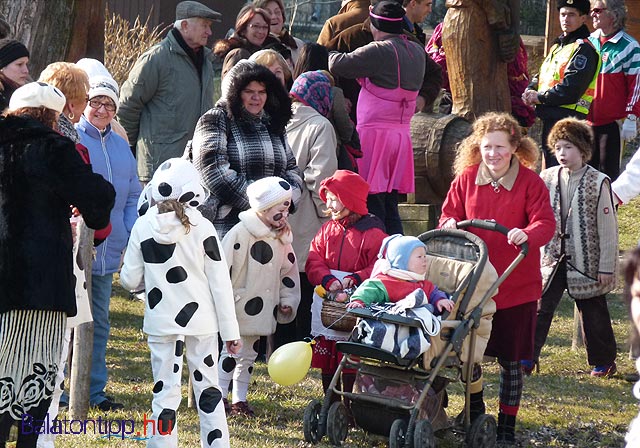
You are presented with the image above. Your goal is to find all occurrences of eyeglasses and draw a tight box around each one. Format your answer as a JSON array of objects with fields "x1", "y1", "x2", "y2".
[
  {"x1": 88, "y1": 99, "x2": 116, "y2": 112},
  {"x1": 249, "y1": 23, "x2": 269, "y2": 31},
  {"x1": 591, "y1": 7, "x2": 608, "y2": 14}
]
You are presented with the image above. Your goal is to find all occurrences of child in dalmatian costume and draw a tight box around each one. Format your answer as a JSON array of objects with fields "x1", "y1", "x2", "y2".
[
  {"x1": 120, "y1": 158, "x2": 242, "y2": 448},
  {"x1": 220, "y1": 176, "x2": 301, "y2": 417}
]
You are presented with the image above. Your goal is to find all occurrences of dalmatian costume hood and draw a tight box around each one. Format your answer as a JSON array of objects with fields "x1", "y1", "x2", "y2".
[
  {"x1": 120, "y1": 158, "x2": 240, "y2": 340},
  {"x1": 222, "y1": 177, "x2": 301, "y2": 336}
]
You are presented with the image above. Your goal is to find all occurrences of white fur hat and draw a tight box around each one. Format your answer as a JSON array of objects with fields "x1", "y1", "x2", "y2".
[
  {"x1": 9, "y1": 81, "x2": 66, "y2": 113},
  {"x1": 247, "y1": 176, "x2": 292, "y2": 212},
  {"x1": 88, "y1": 75, "x2": 119, "y2": 111},
  {"x1": 151, "y1": 158, "x2": 207, "y2": 207},
  {"x1": 76, "y1": 58, "x2": 111, "y2": 80}
]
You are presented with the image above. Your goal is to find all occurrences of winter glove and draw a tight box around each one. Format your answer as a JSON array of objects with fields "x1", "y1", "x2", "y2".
[{"x1": 622, "y1": 118, "x2": 637, "y2": 142}]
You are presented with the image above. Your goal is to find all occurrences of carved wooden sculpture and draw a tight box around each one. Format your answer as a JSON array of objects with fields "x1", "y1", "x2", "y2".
[{"x1": 442, "y1": 0, "x2": 520, "y2": 121}]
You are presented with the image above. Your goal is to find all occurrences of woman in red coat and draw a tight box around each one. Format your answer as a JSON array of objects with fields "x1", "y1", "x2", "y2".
[{"x1": 439, "y1": 112, "x2": 555, "y2": 446}]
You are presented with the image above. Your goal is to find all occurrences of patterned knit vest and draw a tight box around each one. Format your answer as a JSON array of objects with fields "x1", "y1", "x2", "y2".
[{"x1": 540, "y1": 166, "x2": 616, "y2": 299}]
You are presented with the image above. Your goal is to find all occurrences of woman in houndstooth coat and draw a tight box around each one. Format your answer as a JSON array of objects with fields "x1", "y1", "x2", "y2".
[{"x1": 191, "y1": 62, "x2": 303, "y2": 238}]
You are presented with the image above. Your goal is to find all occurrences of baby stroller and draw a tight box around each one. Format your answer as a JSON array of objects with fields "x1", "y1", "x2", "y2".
[{"x1": 302, "y1": 219, "x2": 528, "y2": 447}]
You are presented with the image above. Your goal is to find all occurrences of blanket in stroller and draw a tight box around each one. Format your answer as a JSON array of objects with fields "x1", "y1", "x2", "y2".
[{"x1": 353, "y1": 303, "x2": 441, "y2": 360}]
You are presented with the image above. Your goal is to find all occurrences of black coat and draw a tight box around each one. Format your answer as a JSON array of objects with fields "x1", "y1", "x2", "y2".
[{"x1": 0, "y1": 115, "x2": 115, "y2": 315}]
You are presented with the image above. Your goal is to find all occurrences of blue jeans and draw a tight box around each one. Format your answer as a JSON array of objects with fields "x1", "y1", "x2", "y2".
[{"x1": 90, "y1": 273, "x2": 113, "y2": 405}]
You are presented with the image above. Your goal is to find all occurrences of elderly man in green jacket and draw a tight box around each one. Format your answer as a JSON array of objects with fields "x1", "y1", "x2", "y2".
[{"x1": 118, "y1": 1, "x2": 221, "y2": 182}]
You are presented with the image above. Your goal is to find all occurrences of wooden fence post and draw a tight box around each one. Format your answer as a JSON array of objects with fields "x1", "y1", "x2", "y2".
[{"x1": 571, "y1": 304, "x2": 584, "y2": 350}]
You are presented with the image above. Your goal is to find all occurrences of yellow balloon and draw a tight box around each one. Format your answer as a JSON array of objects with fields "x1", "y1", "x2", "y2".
[{"x1": 268, "y1": 340, "x2": 313, "y2": 386}]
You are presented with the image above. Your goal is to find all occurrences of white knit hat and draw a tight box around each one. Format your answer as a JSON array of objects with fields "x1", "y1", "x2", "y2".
[
  {"x1": 9, "y1": 81, "x2": 66, "y2": 113},
  {"x1": 88, "y1": 75, "x2": 119, "y2": 111},
  {"x1": 247, "y1": 177, "x2": 292, "y2": 212},
  {"x1": 151, "y1": 158, "x2": 207, "y2": 207}
]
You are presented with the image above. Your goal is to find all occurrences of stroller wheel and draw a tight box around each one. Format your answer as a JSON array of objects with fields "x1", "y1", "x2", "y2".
[
  {"x1": 413, "y1": 419, "x2": 436, "y2": 448},
  {"x1": 389, "y1": 419, "x2": 408, "y2": 448},
  {"x1": 303, "y1": 399, "x2": 323, "y2": 444},
  {"x1": 326, "y1": 401, "x2": 349, "y2": 446},
  {"x1": 465, "y1": 414, "x2": 497, "y2": 448}
]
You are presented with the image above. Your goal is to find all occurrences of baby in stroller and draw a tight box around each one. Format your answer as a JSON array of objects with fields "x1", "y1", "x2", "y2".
[{"x1": 348, "y1": 234, "x2": 454, "y2": 315}]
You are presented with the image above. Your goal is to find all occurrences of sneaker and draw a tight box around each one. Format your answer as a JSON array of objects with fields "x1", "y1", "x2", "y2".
[
  {"x1": 521, "y1": 359, "x2": 537, "y2": 376},
  {"x1": 230, "y1": 401, "x2": 255, "y2": 417},
  {"x1": 94, "y1": 398, "x2": 124, "y2": 411},
  {"x1": 591, "y1": 363, "x2": 617, "y2": 378}
]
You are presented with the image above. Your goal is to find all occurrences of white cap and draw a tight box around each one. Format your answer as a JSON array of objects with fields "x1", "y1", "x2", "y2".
[
  {"x1": 76, "y1": 58, "x2": 112, "y2": 80},
  {"x1": 246, "y1": 176, "x2": 292, "y2": 212},
  {"x1": 9, "y1": 81, "x2": 66, "y2": 113},
  {"x1": 88, "y1": 75, "x2": 119, "y2": 111}
]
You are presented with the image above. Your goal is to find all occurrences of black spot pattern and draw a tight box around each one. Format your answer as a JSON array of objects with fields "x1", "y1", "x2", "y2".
[
  {"x1": 278, "y1": 180, "x2": 291, "y2": 190},
  {"x1": 175, "y1": 340, "x2": 184, "y2": 357},
  {"x1": 287, "y1": 252, "x2": 295, "y2": 264},
  {"x1": 252, "y1": 339, "x2": 261, "y2": 353},
  {"x1": 138, "y1": 201, "x2": 149, "y2": 216},
  {"x1": 248, "y1": 365, "x2": 254, "y2": 374},
  {"x1": 141, "y1": 238, "x2": 176, "y2": 263},
  {"x1": 203, "y1": 236, "x2": 221, "y2": 261},
  {"x1": 203, "y1": 354, "x2": 214, "y2": 367},
  {"x1": 179, "y1": 191, "x2": 195, "y2": 202},
  {"x1": 273, "y1": 305, "x2": 278, "y2": 319},
  {"x1": 175, "y1": 302, "x2": 199, "y2": 327},
  {"x1": 199, "y1": 387, "x2": 222, "y2": 414},
  {"x1": 173, "y1": 364, "x2": 179, "y2": 373},
  {"x1": 153, "y1": 381, "x2": 163, "y2": 393},
  {"x1": 158, "y1": 408, "x2": 176, "y2": 434},
  {"x1": 282, "y1": 277, "x2": 295, "y2": 288},
  {"x1": 193, "y1": 370, "x2": 203, "y2": 382},
  {"x1": 189, "y1": 200, "x2": 199, "y2": 207},
  {"x1": 158, "y1": 182, "x2": 172, "y2": 197},
  {"x1": 245, "y1": 297, "x2": 264, "y2": 316},
  {"x1": 250, "y1": 240, "x2": 273, "y2": 264},
  {"x1": 221, "y1": 356, "x2": 236, "y2": 373},
  {"x1": 148, "y1": 287, "x2": 162, "y2": 309},
  {"x1": 207, "y1": 429, "x2": 222, "y2": 445},
  {"x1": 166, "y1": 266, "x2": 188, "y2": 283},
  {"x1": 83, "y1": 281, "x2": 87, "y2": 290},
  {"x1": 234, "y1": 243, "x2": 240, "y2": 250}
]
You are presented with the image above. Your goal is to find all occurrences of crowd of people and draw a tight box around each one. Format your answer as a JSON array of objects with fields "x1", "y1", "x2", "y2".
[{"x1": 2, "y1": 0, "x2": 640, "y2": 446}]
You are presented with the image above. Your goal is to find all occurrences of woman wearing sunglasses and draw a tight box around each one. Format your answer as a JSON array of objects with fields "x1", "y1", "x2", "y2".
[
  {"x1": 587, "y1": 0, "x2": 640, "y2": 180},
  {"x1": 75, "y1": 73, "x2": 142, "y2": 412}
]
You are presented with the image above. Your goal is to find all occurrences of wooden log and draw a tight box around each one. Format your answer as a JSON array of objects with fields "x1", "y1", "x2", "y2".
[
  {"x1": 69, "y1": 220, "x2": 95, "y2": 419},
  {"x1": 571, "y1": 303, "x2": 584, "y2": 350}
]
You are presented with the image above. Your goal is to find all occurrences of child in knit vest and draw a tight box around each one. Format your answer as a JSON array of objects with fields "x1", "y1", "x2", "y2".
[
  {"x1": 220, "y1": 176, "x2": 301, "y2": 417},
  {"x1": 525, "y1": 117, "x2": 618, "y2": 377}
]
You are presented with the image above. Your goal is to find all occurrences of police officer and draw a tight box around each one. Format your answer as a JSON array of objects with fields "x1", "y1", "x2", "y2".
[{"x1": 522, "y1": 0, "x2": 599, "y2": 168}]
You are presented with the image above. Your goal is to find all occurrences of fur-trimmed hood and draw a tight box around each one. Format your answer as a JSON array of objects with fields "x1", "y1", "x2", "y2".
[
  {"x1": 213, "y1": 34, "x2": 280, "y2": 60},
  {"x1": 218, "y1": 63, "x2": 292, "y2": 135}
]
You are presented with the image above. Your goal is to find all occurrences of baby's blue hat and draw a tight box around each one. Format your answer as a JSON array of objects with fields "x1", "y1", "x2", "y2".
[{"x1": 378, "y1": 234, "x2": 426, "y2": 271}]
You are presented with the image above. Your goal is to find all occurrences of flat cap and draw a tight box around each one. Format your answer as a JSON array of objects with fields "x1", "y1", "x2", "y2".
[{"x1": 176, "y1": 1, "x2": 222, "y2": 21}]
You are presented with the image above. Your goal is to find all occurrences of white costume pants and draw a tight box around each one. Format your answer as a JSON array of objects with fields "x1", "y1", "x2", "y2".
[
  {"x1": 147, "y1": 334, "x2": 229, "y2": 448},
  {"x1": 218, "y1": 335, "x2": 259, "y2": 403}
]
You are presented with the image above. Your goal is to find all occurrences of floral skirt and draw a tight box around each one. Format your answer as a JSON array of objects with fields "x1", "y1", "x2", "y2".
[{"x1": 0, "y1": 309, "x2": 65, "y2": 419}]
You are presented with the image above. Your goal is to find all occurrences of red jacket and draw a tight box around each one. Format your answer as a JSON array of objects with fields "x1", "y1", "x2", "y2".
[
  {"x1": 439, "y1": 162, "x2": 555, "y2": 310},
  {"x1": 306, "y1": 214, "x2": 387, "y2": 288}
]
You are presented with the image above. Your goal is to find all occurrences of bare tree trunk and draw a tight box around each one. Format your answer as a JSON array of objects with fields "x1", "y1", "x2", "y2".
[{"x1": 0, "y1": 0, "x2": 104, "y2": 78}]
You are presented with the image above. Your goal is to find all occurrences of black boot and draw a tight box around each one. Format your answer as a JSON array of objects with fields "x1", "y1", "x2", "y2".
[
  {"x1": 469, "y1": 389, "x2": 486, "y2": 423},
  {"x1": 497, "y1": 412, "x2": 516, "y2": 446}
]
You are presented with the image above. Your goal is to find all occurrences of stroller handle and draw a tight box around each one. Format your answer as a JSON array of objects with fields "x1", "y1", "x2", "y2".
[{"x1": 456, "y1": 219, "x2": 529, "y2": 256}]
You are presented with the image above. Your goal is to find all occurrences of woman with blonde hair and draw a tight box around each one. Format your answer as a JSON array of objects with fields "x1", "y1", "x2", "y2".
[
  {"x1": 250, "y1": 48, "x2": 293, "y2": 89},
  {"x1": 440, "y1": 112, "x2": 555, "y2": 445}
]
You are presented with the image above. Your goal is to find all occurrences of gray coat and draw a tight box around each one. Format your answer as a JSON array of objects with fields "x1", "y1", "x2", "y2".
[{"x1": 118, "y1": 30, "x2": 216, "y2": 181}]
